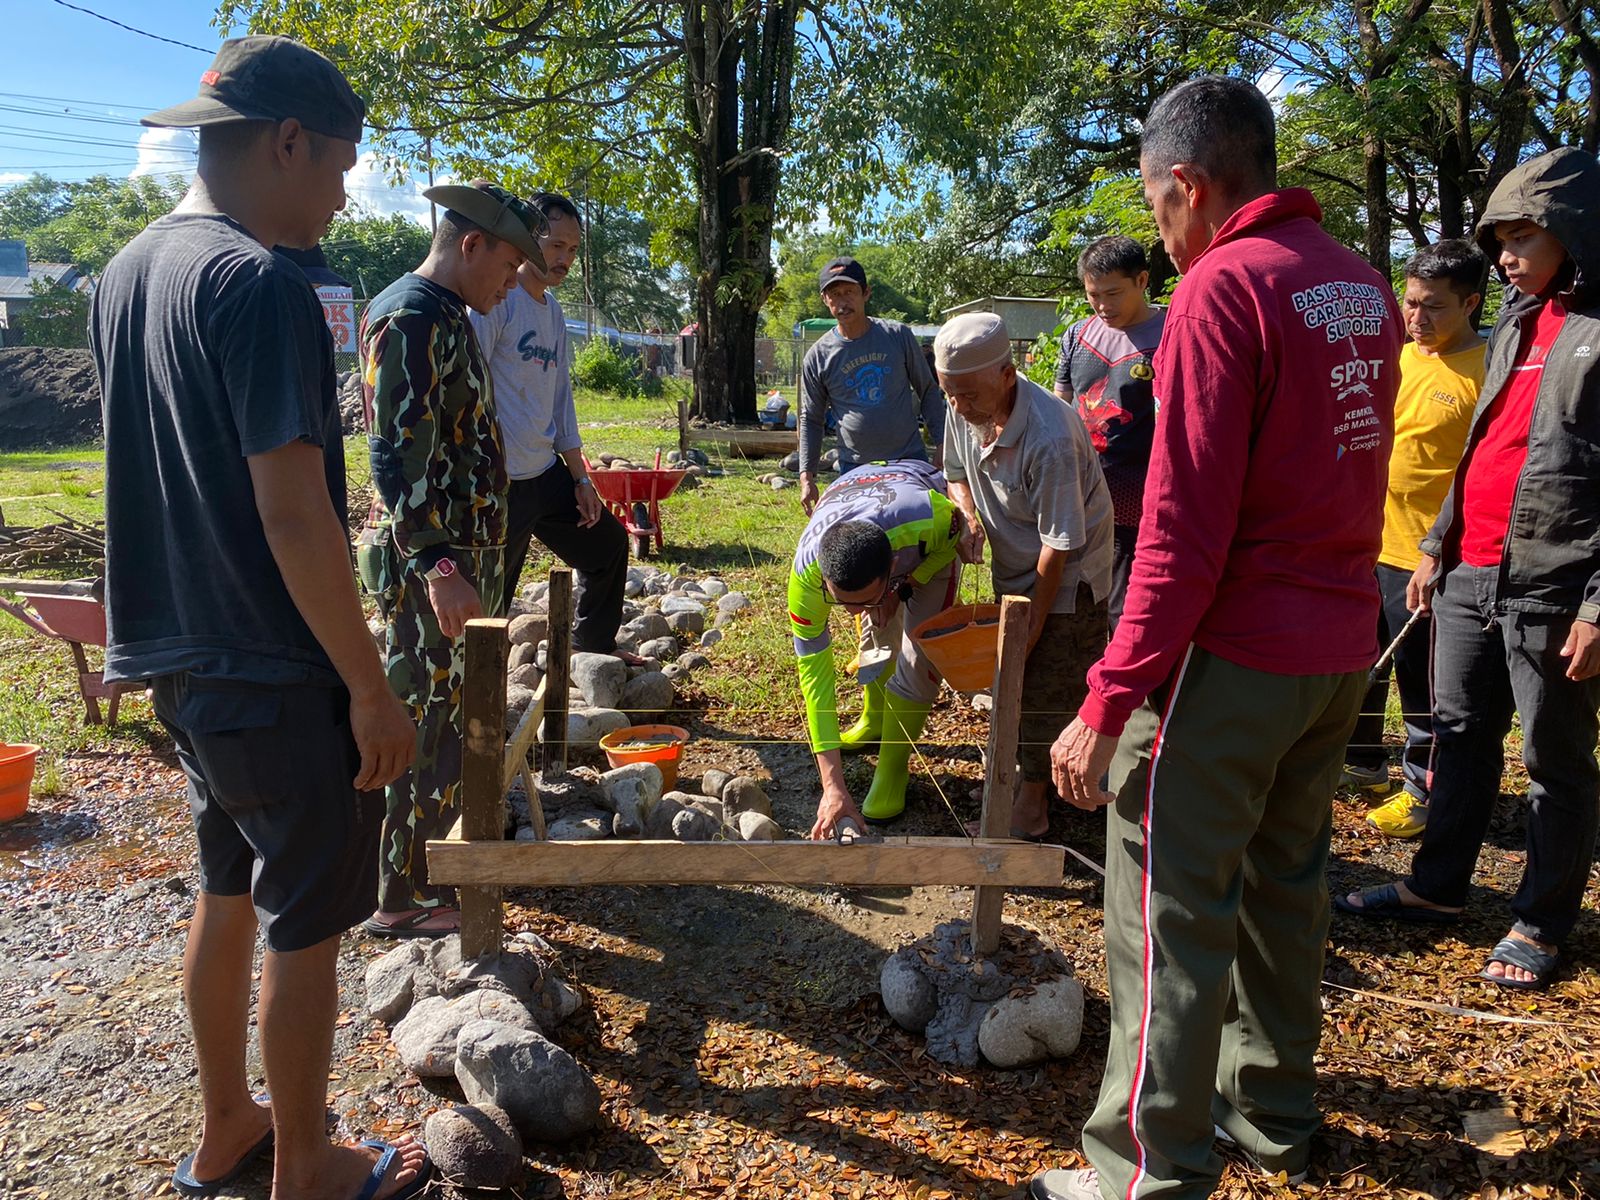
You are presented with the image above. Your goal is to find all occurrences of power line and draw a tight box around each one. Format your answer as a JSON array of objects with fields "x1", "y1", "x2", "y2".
[
  {"x1": 0, "y1": 126, "x2": 196, "y2": 153},
  {"x1": 47, "y1": 0, "x2": 212, "y2": 55},
  {"x1": 0, "y1": 90, "x2": 164, "y2": 112},
  {"x1": 0, "y1": 102, "x2": 147, "y2": 129}
]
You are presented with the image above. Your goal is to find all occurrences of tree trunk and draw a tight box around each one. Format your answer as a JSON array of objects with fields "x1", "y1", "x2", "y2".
[
  {"x1": 684, "y1": 0, "x2": 794, "y2": 423},
  {"x1": 1363, "y1": 132, "x2": 1391, "y2": 275}
]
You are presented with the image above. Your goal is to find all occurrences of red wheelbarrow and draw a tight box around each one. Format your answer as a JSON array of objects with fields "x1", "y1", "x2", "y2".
[
  {"x1": 0, "y1": 579, "x2": 140, "y2": 726},
  {"x1": 586, "y1": 450, "x2": 689, "y2": 558}
]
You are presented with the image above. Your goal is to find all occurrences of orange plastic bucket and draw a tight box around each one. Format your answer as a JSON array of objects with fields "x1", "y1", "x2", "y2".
[
  {"x1": 912, "y1": 604, "x2": 1002, "y2": 692},
  {"x1": 599, "y1": 724, "x2": 690, "y2": 789},
  {"x1": 0, "y1": 743, "x2": 40, "y2": 823}
]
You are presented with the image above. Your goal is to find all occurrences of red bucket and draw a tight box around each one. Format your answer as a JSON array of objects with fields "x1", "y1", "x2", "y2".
[
  {"x1": 0, "y1": 743, "x2": 40, "y2": 823},
  {"x1": 912, "y1": 604, "x2": 1002, "y2": 692}
]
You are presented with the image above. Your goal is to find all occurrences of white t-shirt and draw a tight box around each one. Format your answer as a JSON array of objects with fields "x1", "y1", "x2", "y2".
[{"x1": 469, "y1": 285, "x2": 580, "y2": 480}]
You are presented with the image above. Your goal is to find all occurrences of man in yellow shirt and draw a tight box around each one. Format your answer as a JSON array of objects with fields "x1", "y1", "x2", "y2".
[{"x1": 1343, "y1": 240, "x2": 1487, "y2": 836}]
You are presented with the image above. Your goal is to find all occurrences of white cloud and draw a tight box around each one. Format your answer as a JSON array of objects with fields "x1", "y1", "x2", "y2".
[
  {"x1": 343, "y1": 152, "x2": 450, "y2": 227},
  {"x1": 0, "y1": 172, "x2": 27, "y2": 185},
  {"x1": 1255, "y1": 68, "x2": 1301, "y2": 109},
  {"x1": 130, "y1": 127, "x2": 198, "y2": 179}
]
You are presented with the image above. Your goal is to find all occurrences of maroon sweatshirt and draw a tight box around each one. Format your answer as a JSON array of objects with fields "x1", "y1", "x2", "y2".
[{"x1": 1079, "y1": 189, "x2": 1402, "y2": 737}]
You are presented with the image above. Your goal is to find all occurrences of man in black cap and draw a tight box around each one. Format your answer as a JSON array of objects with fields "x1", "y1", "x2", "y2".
[
  {"x1": 798, "y1": 256, "x2": 945, "y2": 515},
  {"x1": 92, "y1": 34, "x2": 430, "y2": 1200},
  {"x1": 355, "y1": 180, "x2": 543, "y2": 940}
]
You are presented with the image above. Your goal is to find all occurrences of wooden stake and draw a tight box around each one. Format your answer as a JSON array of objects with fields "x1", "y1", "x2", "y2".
[
  {"x1": 970, "y1": 594, "x2": 1031, "y2": 956},
  {"x1": 459, "y1": 618, "x2": 509, "y2": 959},
  {"x1": 541, "y1": 567, "x2": 573, "y2": 777}
]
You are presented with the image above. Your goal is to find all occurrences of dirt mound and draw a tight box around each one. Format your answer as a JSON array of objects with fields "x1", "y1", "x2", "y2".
[{"x1": 0, "y1": 347, "x2": 102, "y2": 450}]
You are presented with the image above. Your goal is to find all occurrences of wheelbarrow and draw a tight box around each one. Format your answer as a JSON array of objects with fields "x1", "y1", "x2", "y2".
[
  {"x1": 0, "y1": 578, "x2": 140, "y2": 726},
  {"x1": 586, "y1": 450, "x2": 690, "y2": 558}
]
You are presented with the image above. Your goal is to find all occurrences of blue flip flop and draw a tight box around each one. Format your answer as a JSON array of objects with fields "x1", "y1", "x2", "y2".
[
  {"x1": 1332, "y1": 881, "x2": 1461, "y2": 925},
  {"x1": 1481, "y1": 936, "x2": 1561, "y2": 991},
  {"x1": 353, "y1": 1138, "x2": 433, "y2": 1200},
  {"x1": 172, "y1": 1129, "x2": 274, "y2": 1197}
]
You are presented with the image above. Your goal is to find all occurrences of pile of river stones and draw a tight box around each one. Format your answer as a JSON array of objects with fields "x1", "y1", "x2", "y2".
[
  {"x1": 499, "y1": 562, "x2": 781, "y2": 842},
  {"x1": 879, "y1": 919, "x2": 1085, "y2": 1070},
  {"x1": 499, "y1": 564, "x2": 752, "y2": 749},
  {"x1": 364, "y1": 933, "x2": 592, "y2": 1187}
]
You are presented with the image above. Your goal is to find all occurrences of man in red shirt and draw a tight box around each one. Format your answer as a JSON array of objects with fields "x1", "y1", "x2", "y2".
[
  {"x1": 1337, "y1": 147, "x2": 1600, "y2": 992},
  {"x1": 1033, "y1": 76, "x2": 1401, "y2": 1200}
]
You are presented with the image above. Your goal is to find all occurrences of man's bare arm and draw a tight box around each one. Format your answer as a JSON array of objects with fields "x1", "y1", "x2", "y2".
[{"x1": 248, "y1": 441, "x2": 414, "y2": 789}]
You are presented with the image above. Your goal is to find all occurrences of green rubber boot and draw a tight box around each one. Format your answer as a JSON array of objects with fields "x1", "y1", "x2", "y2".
[
  {"x1": 860, "y1": 692, "x2": 932, "y2": 824},
  {"x1": 838, "y1": 680, "x2": 886, "y2": 753}
]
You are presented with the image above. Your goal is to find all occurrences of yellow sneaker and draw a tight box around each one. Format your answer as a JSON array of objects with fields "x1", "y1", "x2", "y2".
[{"x1": 1367, "y1": 794, "x2": 1428, "y2": 838}]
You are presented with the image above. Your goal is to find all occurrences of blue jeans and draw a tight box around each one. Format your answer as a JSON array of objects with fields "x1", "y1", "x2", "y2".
[
  {"x1": 1345, "y1": 562, "x2": 1433, "y2": 800},
  {"x1": 1406, "y1": 563, "x2": 1600, "y2": 944}
]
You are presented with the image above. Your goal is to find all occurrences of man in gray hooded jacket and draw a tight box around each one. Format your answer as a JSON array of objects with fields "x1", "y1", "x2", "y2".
[{"x1": 1337, "y1": 146, "x2": 1600, "y2": 992}]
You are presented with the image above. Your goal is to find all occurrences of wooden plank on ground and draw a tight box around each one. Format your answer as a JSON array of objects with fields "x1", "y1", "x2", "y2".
[
  {"x1": 541, "y1": 568, "x2": 573, "y2": 777},
  {"x1": 970, "y1": 594, "x2": 1031, "y2": 956},
  {"x1": 458, "y1": 618, "x2": 509, "y2": 959},
  {"x1": 686, "y1": 427, "x2": 797, "y2": 457},
  {"x1": 426, "y1": 835, "x2": 1064, "y2": 888}
]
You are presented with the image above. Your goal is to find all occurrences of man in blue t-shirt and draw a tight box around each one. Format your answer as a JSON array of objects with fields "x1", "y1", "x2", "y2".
[{"x1": 91, "y1": 37, "x2": 428, "y2": 1200}]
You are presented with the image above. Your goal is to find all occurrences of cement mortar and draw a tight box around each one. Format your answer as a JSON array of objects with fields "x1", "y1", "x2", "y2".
[{"x1": 881, "y1": 918, "x2": 1073, "y2": 1068}]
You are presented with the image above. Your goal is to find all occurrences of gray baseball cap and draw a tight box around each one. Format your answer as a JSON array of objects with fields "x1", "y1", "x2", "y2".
[
  {"x1": 142, "y1": 36, "x2": 366, "y2": 144},
  {"x1": 424, "y1": 182, "x2": 550, "y2": 273}
]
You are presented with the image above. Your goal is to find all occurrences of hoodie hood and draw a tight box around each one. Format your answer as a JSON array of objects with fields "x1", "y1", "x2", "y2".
[{"x1": 1476, "y1": 146, "x2": 1600, "y2": 310}]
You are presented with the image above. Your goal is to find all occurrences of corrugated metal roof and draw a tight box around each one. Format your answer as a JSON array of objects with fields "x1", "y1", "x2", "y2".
[{"x1": 0, "y1": 263, "x2": 83, "y2": 300}]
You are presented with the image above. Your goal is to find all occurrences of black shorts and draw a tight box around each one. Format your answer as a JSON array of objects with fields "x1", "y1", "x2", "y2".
[{"x1": 152, "y1": 673, "x2": 383, "y2": 952}]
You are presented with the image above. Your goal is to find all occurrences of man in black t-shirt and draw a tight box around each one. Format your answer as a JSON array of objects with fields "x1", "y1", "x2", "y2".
[
  {"x1": 1053, "y1": 235, "x2": 1166, "y2": 629},
  {"x1": 91, "y1": 37, "x2": 429, "y2": 1200}
]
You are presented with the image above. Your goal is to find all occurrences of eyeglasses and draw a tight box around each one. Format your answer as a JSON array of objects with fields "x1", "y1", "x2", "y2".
[{"x1": 822, "y1": 575, "x2": 899, "y2": 608}]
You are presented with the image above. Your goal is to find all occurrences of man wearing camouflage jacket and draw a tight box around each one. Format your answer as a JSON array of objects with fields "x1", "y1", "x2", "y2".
[{"x1": 356, "y1": 181, "x2": 543, "y2": 938}]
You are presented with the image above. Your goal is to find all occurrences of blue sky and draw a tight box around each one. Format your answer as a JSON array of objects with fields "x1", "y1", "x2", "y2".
[{"x1": 3, "y1": 0, "x2": 427, "y2": 219}]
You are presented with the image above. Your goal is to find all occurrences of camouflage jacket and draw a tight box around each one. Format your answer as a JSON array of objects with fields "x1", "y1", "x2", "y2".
[{"x1": 360, "y1": 273, "x2": 507, "y2": 571}]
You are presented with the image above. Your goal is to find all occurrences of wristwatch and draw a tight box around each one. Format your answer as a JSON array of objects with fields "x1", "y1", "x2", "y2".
[
  {"x1": 424, "y1": 557, "x2": 458, "y2": 582},
  {"x1": 573, "y1": 475, "x2": 594, "y2": 490}
]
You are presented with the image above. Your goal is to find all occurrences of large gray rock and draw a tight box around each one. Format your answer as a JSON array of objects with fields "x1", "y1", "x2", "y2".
[
  {"x1": 570, "y1": 652, "x2": 628, "y2": 708},
  {"x1": 689, "y1": 798, "x2": 726, "y2": 826},
  {"x1": 509, "y1": 613, "x2": 549, "y2": 646},
  {"x1": 736, "y1": 811, "x2": 782, "y2": 841},
  {"x1": 722, "y1": 776, "x2": 772, "y2": 819},
  {"x1": 701, "y1": 768, "x2": 732, "y2": 799},
  {"x1": 424, "y1": 1105, "x2": 523, "y2": 1190},
  {"x1": 365, "y1": 942, "x2": 428, "y2": 1023},
  {"x1": 626, "y1": 612, "x2": 671, "y2": 642},
  {"x1": 559, "y1": 707, "x2": 630, "y2": 746},
  {"x1": 666, "y1": 609, "x2": 705, "y2": 636},
  {"x1": 977, "y1": 977, "x2": 1085, "y2": 1068},
  {"x1": 699, "y1": 628, "x2": 724, "y2": 649},
  {"x1": 455, "y1": 1020, "x2": 601, "y2": 1143},
  {"x1": 698, "y1": 577, "x2": 729, "y2": 598},
  {"x1": 598, "y1": 762, "x2": 663, "y2": 836},
  {"x1": 393, "y1": 991, "x2": 541, "y2": 1077},
  {"x1": 716, "y1": 592, "x2": 752, "y2": 616},
  {"x1": 620, "y1": 671, "x2": 674, "y2": 719},
  {"x1": 660, "y1": 595, "x2": 707, "y2": 617},
  {"x1": 880, "y1": 951, "x2": 939, "y2": 1034},
  {"x1": 508, "y1": 662, "x2": 543, "y2": 691},
  {"x1": 638, "y1": 636, "x2": 678, "y2": 662},
  {"x1": 535, "y1": 772, "x2": 605, "y2": 814},
  {"x1": 678, "y1": 651, "x2": 711, "y2": 671},
  {"x1": 430, "y1": 940, "x2": 548, "y2": 1007},
  {"x1": 505, "y1": 683, "x2": 537, "y2": 721},
  {"x1": 508, "y1": 641, "x2": 539, "y2": 670},
  {"x1": 547, "y1": 810, "x2": 611, "y2": 840},
  {"x1": 645, "y1": 792, "x2": 689, "y2": 839},
  {"x1": 671, "y1": 807, "x2": 720, "y2": 841},
  {"x1": 539, "y1": 976, "x2": 584, "y2": 1026}
]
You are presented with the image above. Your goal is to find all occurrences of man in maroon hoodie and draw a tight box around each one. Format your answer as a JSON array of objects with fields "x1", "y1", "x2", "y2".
[{"x1": 1032, "y1": 77, "x2": 1401, "y2": 1200}]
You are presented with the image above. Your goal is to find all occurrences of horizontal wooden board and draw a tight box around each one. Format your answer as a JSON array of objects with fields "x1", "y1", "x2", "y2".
[
  {"x1": 685, "y1": 427, "x2": 797, "y2": 457},
  {"x1": 426, "y1": 835, "x2": 1064, "y2": 888}
]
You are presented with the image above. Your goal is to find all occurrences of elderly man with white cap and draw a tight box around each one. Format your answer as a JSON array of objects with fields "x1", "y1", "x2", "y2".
[{"x1": 937, "y1": 311, "x2": 1114, "y2": 838}]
